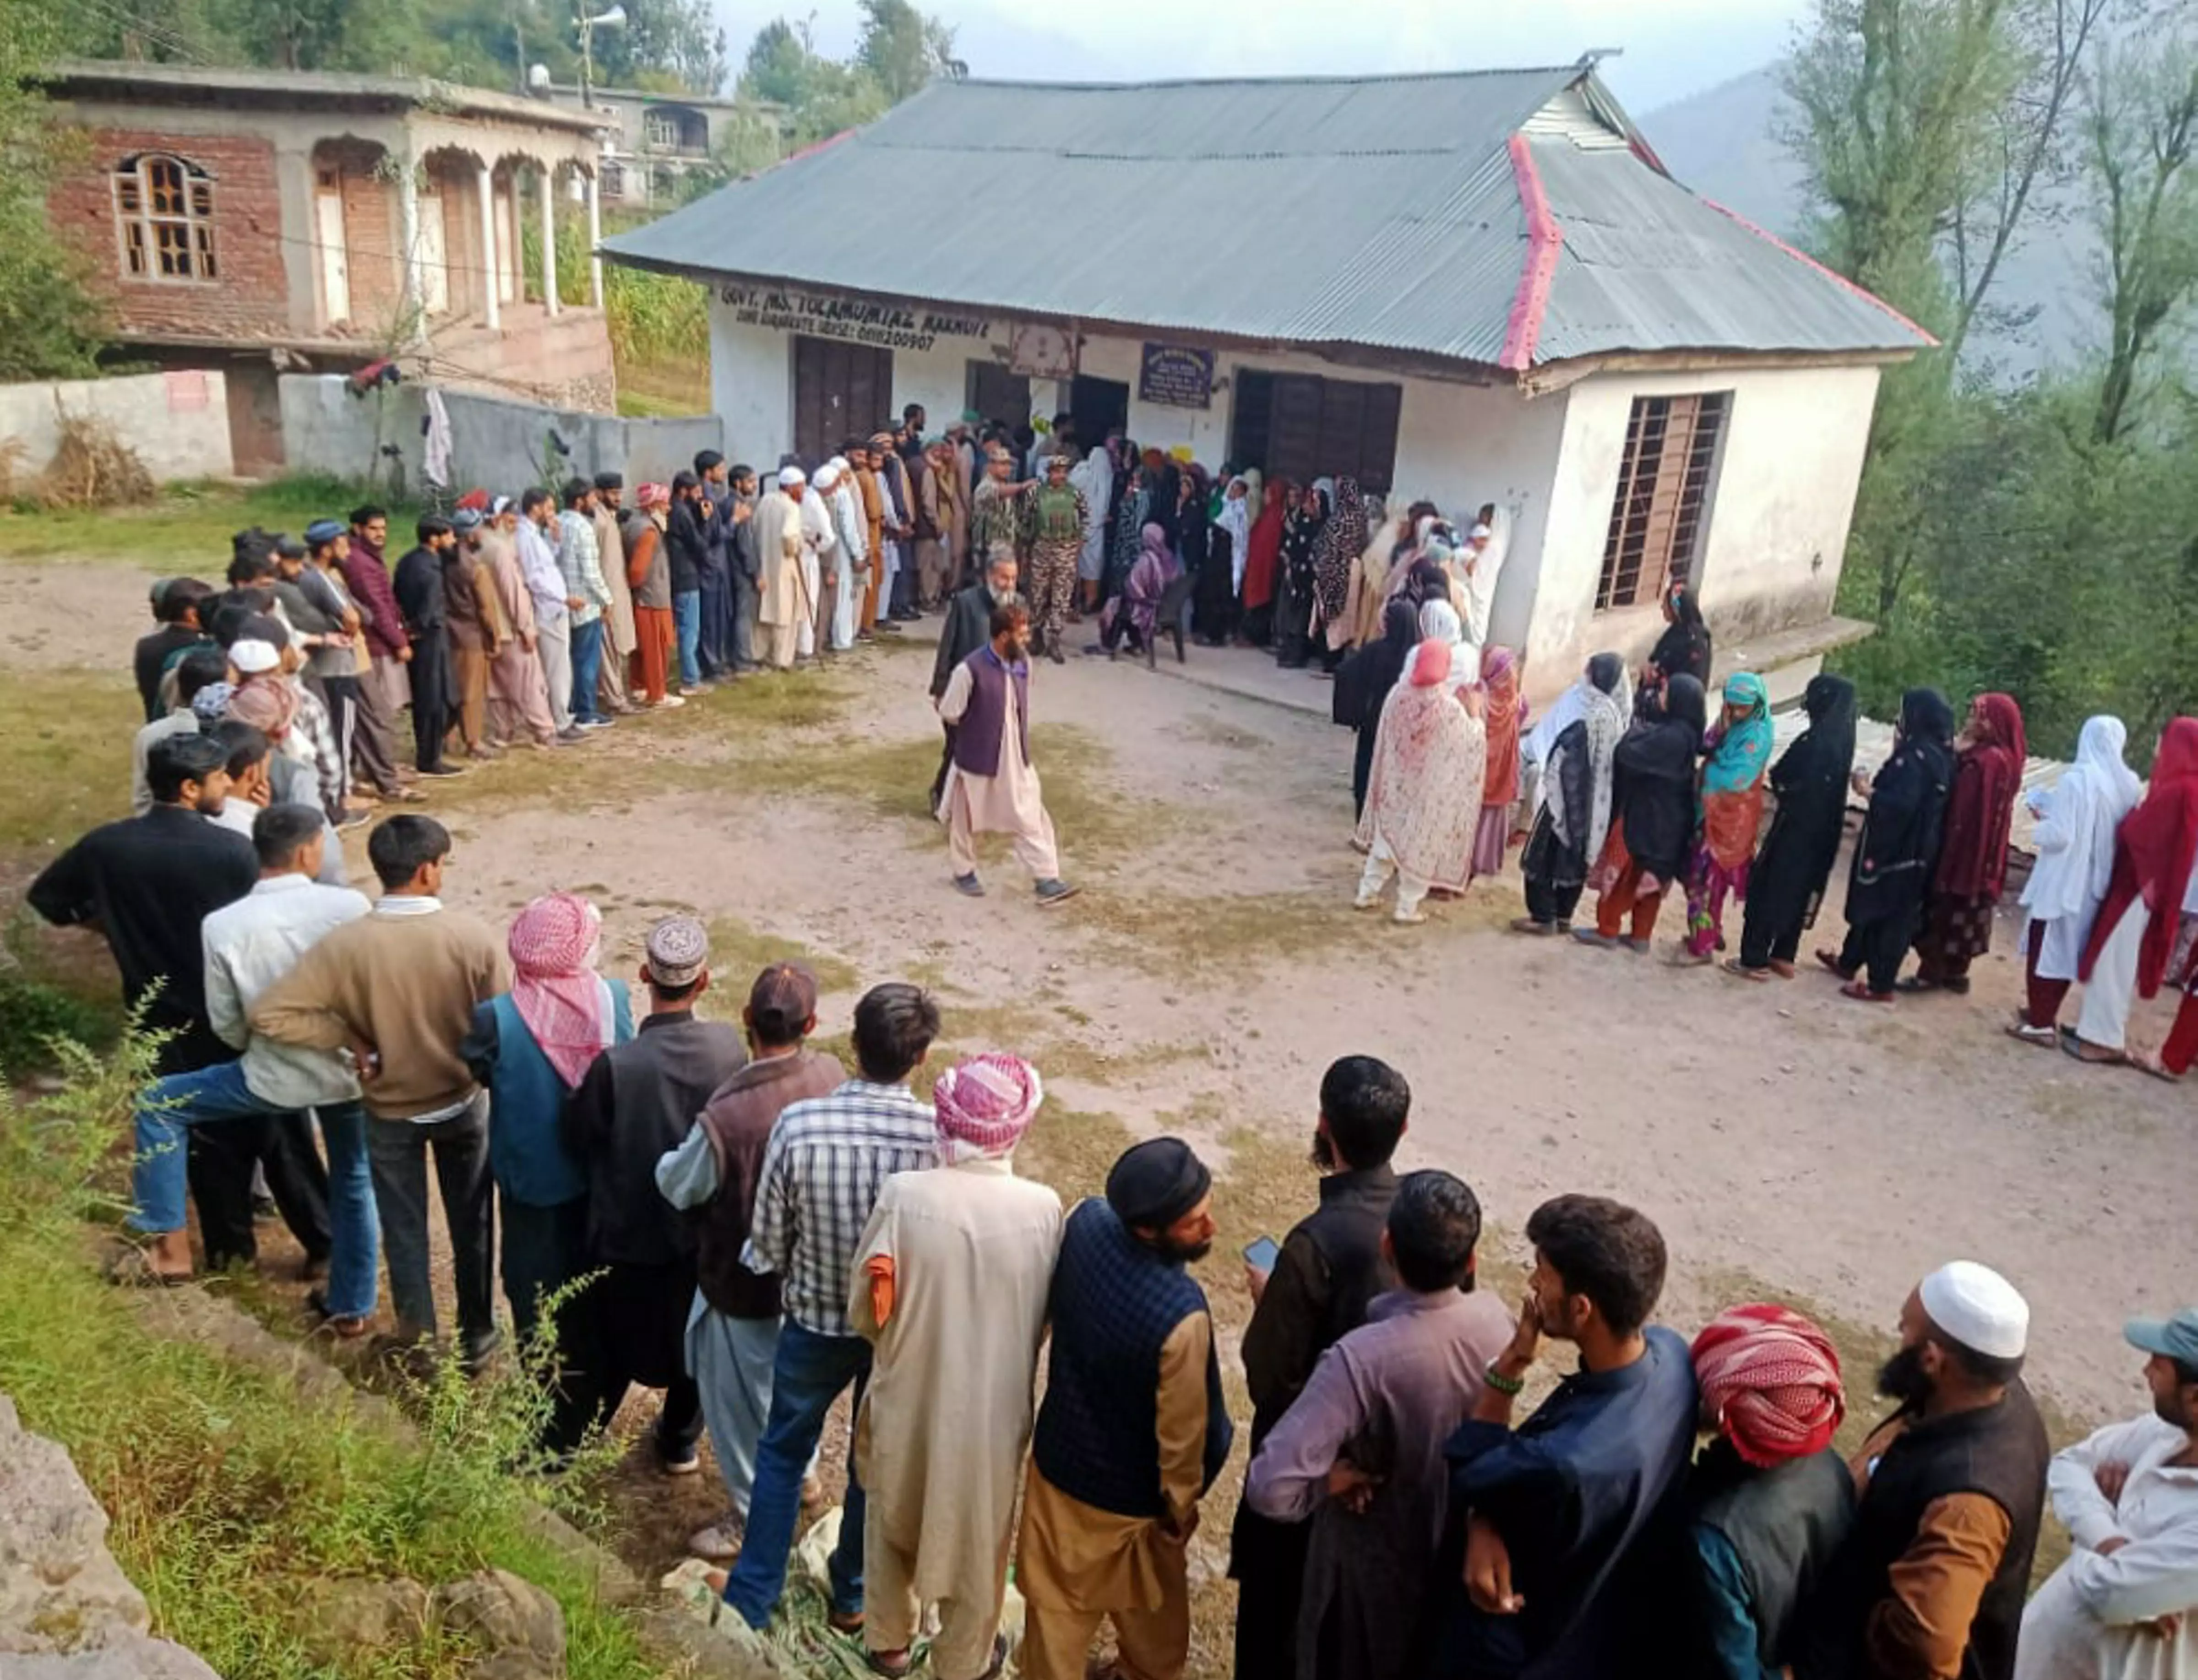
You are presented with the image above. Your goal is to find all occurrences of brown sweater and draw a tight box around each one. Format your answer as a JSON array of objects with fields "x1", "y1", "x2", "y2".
[{"x1": 250, "y1": 902, "x2": 511, "y2": 1120}]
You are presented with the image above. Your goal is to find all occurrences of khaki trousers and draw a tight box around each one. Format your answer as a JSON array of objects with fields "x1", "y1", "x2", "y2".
[
  {"x1": 864, "y1": 1527, "x2": 1009, "y2": 1680},
  {"x1": 1021, "y1": 1595, "x2": 1188, "y2": 1680},
  {"x1": 764, "y1": 616, "x2": 800, "y2": 670},
  {"x1": 450, "y1": 642, "x2": 489, "y2": 751}
]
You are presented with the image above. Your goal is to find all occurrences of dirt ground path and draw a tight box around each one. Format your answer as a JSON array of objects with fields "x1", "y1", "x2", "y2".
[{"x1": 7, "y1": 551, "x2": 2189, "y2": 1674}]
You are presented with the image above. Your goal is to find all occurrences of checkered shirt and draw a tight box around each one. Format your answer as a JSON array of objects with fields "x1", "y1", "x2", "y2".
[{"x1": 741, "y1": 1078, "x2": 938, "y2": 1337}]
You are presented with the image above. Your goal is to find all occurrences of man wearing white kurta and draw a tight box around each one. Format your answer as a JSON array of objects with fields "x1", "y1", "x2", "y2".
[
  {"x1": 935, "y1": 598, "x2": 1077, "y2": 907},
  {"x1": 849, "y1": 1055, "x2": 1063, "y2": 1680},
  {"x1": 2016, "y1": 1308, "x2": 2198, "y2": 1680},
  {"x1": 753, "y1": 468, "x2": 816, "y2": 670}
]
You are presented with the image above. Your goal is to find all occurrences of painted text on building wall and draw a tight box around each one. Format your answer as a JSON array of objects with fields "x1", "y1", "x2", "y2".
[{"x1": 718, "y1": 284, "x2": 992, "y2": 353}]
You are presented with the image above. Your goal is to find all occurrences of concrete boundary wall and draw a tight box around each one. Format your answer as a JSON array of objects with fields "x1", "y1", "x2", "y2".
[
  {"x1": 0, "y1": 370, "x2": 235, "y2": 483},
  {"x1": 279, "y1": 375, "x2": 724, "y2": 499}
]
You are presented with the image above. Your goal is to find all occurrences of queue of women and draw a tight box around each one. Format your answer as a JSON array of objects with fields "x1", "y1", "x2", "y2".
[{"x1": 1343, "y1": 573, "x2": 2198, "y2": 1081}]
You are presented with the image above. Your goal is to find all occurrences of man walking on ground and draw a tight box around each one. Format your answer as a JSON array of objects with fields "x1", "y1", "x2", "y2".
[
  {"x1": 556, "y1": 479, "x2": 616, "y2": 731},
  {"x1": 392, "y1": 517, "x2": 467, "y2": 779},
  {"x1": 1424, "y1": 1194, "x2": 1699, "y2": 1680},
  {"x1": 31, "y1": 733, "x2": 261, "y2": 1277},
  {"x1": 1233, "y1": 1055, "x2": 1411, "y2": 1680},
  {"x1": 2017, "y1": 1305, "x2": 2198, "y2": 1680},
  {"x1": 712, "y1": 984, "x2": 942, "y2": 1637},
  {"x1": 478, "y1": 497, "x2": 561, "y2": 751},
  {"x1": 125, "y1": 805, "x2": 376, "y2": 1327},
  {"x1": 1018, "y1": 1137, "x2": 1233, "y2": 1680},
  {"x1": 517, "y1": 489, "x2": 583, "y2": 741},
  {"x1": 560, "y1": 916, "x2": 744, "y2": 1468},
  {"x1": 936, "y1": 598, "x2": 1078, "y2": 906},
  {"x1": 339, "y1": 505, "x2": 415, "y2": 801},
  {"x1": 852, "y1": 1053, "x2": 1064, "y2": 1680},
  {"x1": 928, "y1": 547, "x2": 1018, "y2": 814},
  {"x1": 753, "y1": 467, "x2": 814, "y2": 671},
  {"x1": 591, "y1": 472, "x2": 640, "y2": 718},
  {"x1": 1245, "y1": 1170, "x2": 1517, "y2": 1680},
  {"x1": 694, "y1": 450, "x2": 734, "y2": 681},
  {"x1": 1792, "y1": 1261, "x2": 2048, "y2": 1680},
  {"x1": 657, "y1": 963, "x2": 843, "y2": 1561},
  {"x1": 725, "y1": 463, "x2": 761, "y2": 677},
  {"x1": 250, "y1": 816, "x2": 509, "y2": 1370}
]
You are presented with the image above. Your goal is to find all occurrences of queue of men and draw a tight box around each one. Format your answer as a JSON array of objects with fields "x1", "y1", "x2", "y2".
[{"x1": 26, "y1": 737, "x2": 2198, "y2": 1680}]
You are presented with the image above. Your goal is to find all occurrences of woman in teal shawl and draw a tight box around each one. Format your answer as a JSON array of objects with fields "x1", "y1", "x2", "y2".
[{"x1": 1679, "y1": 671, "x2": 1776, "y2": 962}]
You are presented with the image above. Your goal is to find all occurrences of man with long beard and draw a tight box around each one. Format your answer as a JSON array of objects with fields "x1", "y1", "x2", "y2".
[{"x1": 1792, "y1": 1261, "x2": 2049, "y2": 1680}]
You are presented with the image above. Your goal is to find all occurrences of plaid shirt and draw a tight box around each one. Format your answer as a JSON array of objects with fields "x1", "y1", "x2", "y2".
[
  {"x1": 554, "y1": 510, "x2": 609, "y2": 627},
  {"x1": 742, "y1": 1078, "x2": 938, "y2": 1337}
]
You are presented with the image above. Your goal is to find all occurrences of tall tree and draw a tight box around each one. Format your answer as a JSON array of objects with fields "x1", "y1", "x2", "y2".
[
  {"x1": 855, "y1": 0, "x2": 958, "y2": 103},
  {"x1": 0, "y1": 0, "x2": 106, "y2": 378},
  {"x1": 2084, "y1": 32, "x2": 2198, "y2": 444}
]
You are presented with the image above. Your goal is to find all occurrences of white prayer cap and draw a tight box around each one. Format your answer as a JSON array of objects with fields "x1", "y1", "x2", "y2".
[
  {"x1": 1920, "y1": 1261, "x2": 2029, "y2": 1360},
  {"x1": 229, "y1": 638, "x2": 280, "y2": 675},
  {"x1": 1469, "y1": 522, "x2": 1493, "y2": 541},
  {"x1": 815, "y1": 461, "x2": 842, "y2": 489},
  {"x1": 777, "y1": 466, "x2": 806, "y2": 489}
]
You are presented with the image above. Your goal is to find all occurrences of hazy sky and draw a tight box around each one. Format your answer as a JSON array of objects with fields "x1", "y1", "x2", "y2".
[{"x1": 719, "y1": 0, "x2": 1815, "y2": 113}]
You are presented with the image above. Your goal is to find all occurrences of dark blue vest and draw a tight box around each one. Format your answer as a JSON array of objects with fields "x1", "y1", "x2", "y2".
[
  {"x1": 951, "y1": 647, "x2": 1031, "y2": 778},
  {"x1": 1032, "y1": 1200, "x2": 1234, "y2": 1519}
]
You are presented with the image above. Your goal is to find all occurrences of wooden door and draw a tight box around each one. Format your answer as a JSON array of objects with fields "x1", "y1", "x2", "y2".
[
  {"x1": 793, "y1": 337, "x2": 895, "y2": 465},
  {"x1": 314, "y1": 175, "x2": 350, "y2": 326},
  {"x1": 967, "y1": 360, "x2": 1031, "y2": 431}
]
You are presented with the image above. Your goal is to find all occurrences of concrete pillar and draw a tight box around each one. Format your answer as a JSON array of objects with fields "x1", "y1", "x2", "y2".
[
  {"x1": 586, "y1": 169, "x2": 604, "y2": 309},
  {"x1": 476, "y1": 162, "x2": 500, "y2": 331},
  {"x1": 396, "y1": 154, "x2": 428, "y2": 345},
  {"x1": 539, "y1": 165, "x2": 560, "y2": 317}
]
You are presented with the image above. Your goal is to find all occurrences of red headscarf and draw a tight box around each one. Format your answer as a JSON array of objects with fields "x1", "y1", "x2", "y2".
[
  {"x1": 2083, "y1": 716, "x2": 2198, "y2": 996},
  {"x1": 1240, "y1": 481, "x2": 1287, "y2": 609},
  {"x1": 1691, "y1": 1303, "x2": 1845, "y2": 1468},
  {"x1": 1479, "y1": 646, "x2": 1527, "y2": 806},
  {"x1": 507, "y1": 893, "x2": 609, "y2": 1089},
  {"x1": 1934, "y1": 692, "x2": 2026, "y2": 899}
]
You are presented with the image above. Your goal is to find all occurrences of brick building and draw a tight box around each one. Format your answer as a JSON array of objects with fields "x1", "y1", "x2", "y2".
[{"x1": 41, "y1": 60, "x2": 618, "y2": 473}]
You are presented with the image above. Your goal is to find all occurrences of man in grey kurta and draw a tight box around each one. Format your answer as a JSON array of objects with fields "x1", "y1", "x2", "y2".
[{"x1": 1245, "y1": 1170, "x2": 1515, "y2": 1680}]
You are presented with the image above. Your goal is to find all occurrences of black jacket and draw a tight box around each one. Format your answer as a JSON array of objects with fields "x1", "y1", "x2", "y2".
[
  {"x1": 563, "y1": 1010, "x2": 747, "y2": 1268},
  {"x1": 933, "y1": 581, "x2": 1001, "y2": 699},
  {"x1": 665, "y1": 500, "x2": 708, "y2": 594}
]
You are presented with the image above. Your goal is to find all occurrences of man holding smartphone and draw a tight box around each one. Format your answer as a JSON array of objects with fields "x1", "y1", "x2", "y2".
[{"x1": 1231, "y1": 1055, "x2": 1413, "y2": 1680}]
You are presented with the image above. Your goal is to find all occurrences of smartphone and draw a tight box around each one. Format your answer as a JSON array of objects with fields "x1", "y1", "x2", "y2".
[{"x1": 1243, "y1": 1235, "x2": 1281, "y2": 1274}]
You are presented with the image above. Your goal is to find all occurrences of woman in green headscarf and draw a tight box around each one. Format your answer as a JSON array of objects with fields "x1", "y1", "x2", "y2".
[{"x1": 1679, "y1": 671, "x2": 1775, "y2": 963}]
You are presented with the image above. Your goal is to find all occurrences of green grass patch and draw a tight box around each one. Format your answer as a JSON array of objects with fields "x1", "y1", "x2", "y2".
[
  {"x1": 704, "y1": 913, "x2": 861, "y2": 997},
  {"x1": 0, "y1": 1034, "x2": 657, "y2": 1680},
  {"x1": 0, "y1": 668, "x2": 137, "y2": 848},
  {"x1": 0, "y1": 476, "x2": 418, "y2": 567}
]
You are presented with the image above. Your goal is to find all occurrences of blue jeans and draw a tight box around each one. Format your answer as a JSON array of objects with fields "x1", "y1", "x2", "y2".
[
  {"x1": 672, "y1": 590, "x2": 702, "y2": 687},
  {"x1": 132, "y1": 1061, "x2": 379, "y2": 1320},
  {"x1": 721, "y1": 1319, "x2": 870, "y2": 1626},
  {"x1": 569, "y1": 618, "x2": 606, "y2": 723}
]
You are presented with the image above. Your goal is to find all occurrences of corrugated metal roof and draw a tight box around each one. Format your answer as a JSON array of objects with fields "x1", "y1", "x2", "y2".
[
  {"x1": 45, "y1": 59, "x2": 609, "y2": 135},
  {"x1": 604, "y1": 68, "x2": 1931, "y2": 369}
]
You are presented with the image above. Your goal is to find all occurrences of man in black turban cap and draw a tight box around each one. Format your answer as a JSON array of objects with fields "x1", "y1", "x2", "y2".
[{"x1": 1018, "y1": 1138, "x2": 1230, "y2": 1680}]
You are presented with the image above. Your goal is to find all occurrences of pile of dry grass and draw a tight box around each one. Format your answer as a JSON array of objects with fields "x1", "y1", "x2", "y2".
[{"x1": 30, "y1": 412, "x2": 154, "y2": 510}]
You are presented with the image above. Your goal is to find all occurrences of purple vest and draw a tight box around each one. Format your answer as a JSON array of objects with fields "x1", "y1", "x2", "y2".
[{"x1": 952, "y1": 647, "x2": 1030, "y2": 778}]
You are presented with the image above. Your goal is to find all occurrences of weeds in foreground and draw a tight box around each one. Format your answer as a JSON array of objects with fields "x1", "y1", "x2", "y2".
[{"x1": 0, "y1": 1027, "x2": 653, "y2": 1680}]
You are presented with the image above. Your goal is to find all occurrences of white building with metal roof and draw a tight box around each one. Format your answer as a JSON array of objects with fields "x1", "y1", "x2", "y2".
[{"x1": 604, "y1": 60, "x2": 1931, "y2": 695}]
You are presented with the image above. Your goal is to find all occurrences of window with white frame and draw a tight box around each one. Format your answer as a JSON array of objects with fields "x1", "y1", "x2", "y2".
[{"x1": 113, "y1": 153, "x2": 218, "y2": 283}]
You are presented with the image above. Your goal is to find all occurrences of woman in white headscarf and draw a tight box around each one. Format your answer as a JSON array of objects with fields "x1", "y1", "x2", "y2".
[
  {"x1": 2008, "y1": 715, "x2": 2142, "y2": 1045},
  {"x1": 1512, "y1": 653, "x2": 1629, "y2": 935},
  {"x1": 1353, "y1": 639, "x2": 1486, "y2": 924},
  {"x1": 1419, "y1": 598, "x2": 1480, "y2": 691}
]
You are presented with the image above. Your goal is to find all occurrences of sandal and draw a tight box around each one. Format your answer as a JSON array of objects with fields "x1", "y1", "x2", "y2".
[
  {"x1": 107, "y1": 1247, "x2": 190, "y2": 1288},
  {"x1": 2059, "y1": 1028, "x2": 2125, "y2": 1066},
  {"x1": 1839, "y1": 980, "x2": 1894, "y2": 1005},
  {"x1": 2128, "y1": 1048, "x2": 2182, "y2": 1082},
  {"x1": 1722, "y1": 958, "x2": 1772, "y2": 982},
  {"x1": 864, "y1": 1650, "x2": 915, "y2": 1679},
  {"x1": 829, "y1": 1609, "x2": 865, "y2": 1637},
  {"x1": 1814, "y1": 950, "x2": 1855, "y2": 979},
  {"x1": 2003, "y1": 1022, "x2": 2059, "y2": 1049}
]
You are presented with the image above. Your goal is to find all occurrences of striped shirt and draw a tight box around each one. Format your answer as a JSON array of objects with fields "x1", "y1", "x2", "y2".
[{"x1": 741, "y1": 1078, "x2": 938, "y2": 1336}]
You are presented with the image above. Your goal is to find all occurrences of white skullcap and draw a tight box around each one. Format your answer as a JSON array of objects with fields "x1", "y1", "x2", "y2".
[
  {"x1": 1469, "y1": 523, "x2": 1493, "y2": 540},
  {"x1": 229, "y1": 638, "x2": 280, "y2": 675},
  {"x1": 815, "y1": 461, "x2": 842, "y2": 489},
  {"x1": 1920, "y1": 1261, "x2": 2029, "y2": 1360},
  {"x1": 777, "y1": 466, "x2": 806, "y2": 488}
]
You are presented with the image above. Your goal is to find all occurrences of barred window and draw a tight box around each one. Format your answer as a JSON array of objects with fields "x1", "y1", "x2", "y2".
[
  {"x1": 1596, "y1": 392, "x2": 1730, "y2": 611},
  {"x1": 114, "y1": 154, "x2": 218, "y2": 283}
]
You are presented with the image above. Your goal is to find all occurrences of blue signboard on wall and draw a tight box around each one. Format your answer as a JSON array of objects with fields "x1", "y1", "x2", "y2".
[{"x1": 1138, "y1": 343, "x2": 1216, "y2": 409}]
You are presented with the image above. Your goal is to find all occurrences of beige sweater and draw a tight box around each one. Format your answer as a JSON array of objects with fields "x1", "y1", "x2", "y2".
[{"x1": 250, "y1": 902, "x2": 510, "y2": 1120}]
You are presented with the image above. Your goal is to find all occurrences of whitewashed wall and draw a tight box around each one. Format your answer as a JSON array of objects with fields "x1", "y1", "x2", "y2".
[
  {"x1": 1529, "y1": 363, "x2": 1880, "y2": 687},
  {"x1": 0, "y1": 370, "x2": 234, "y2": 483}
]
